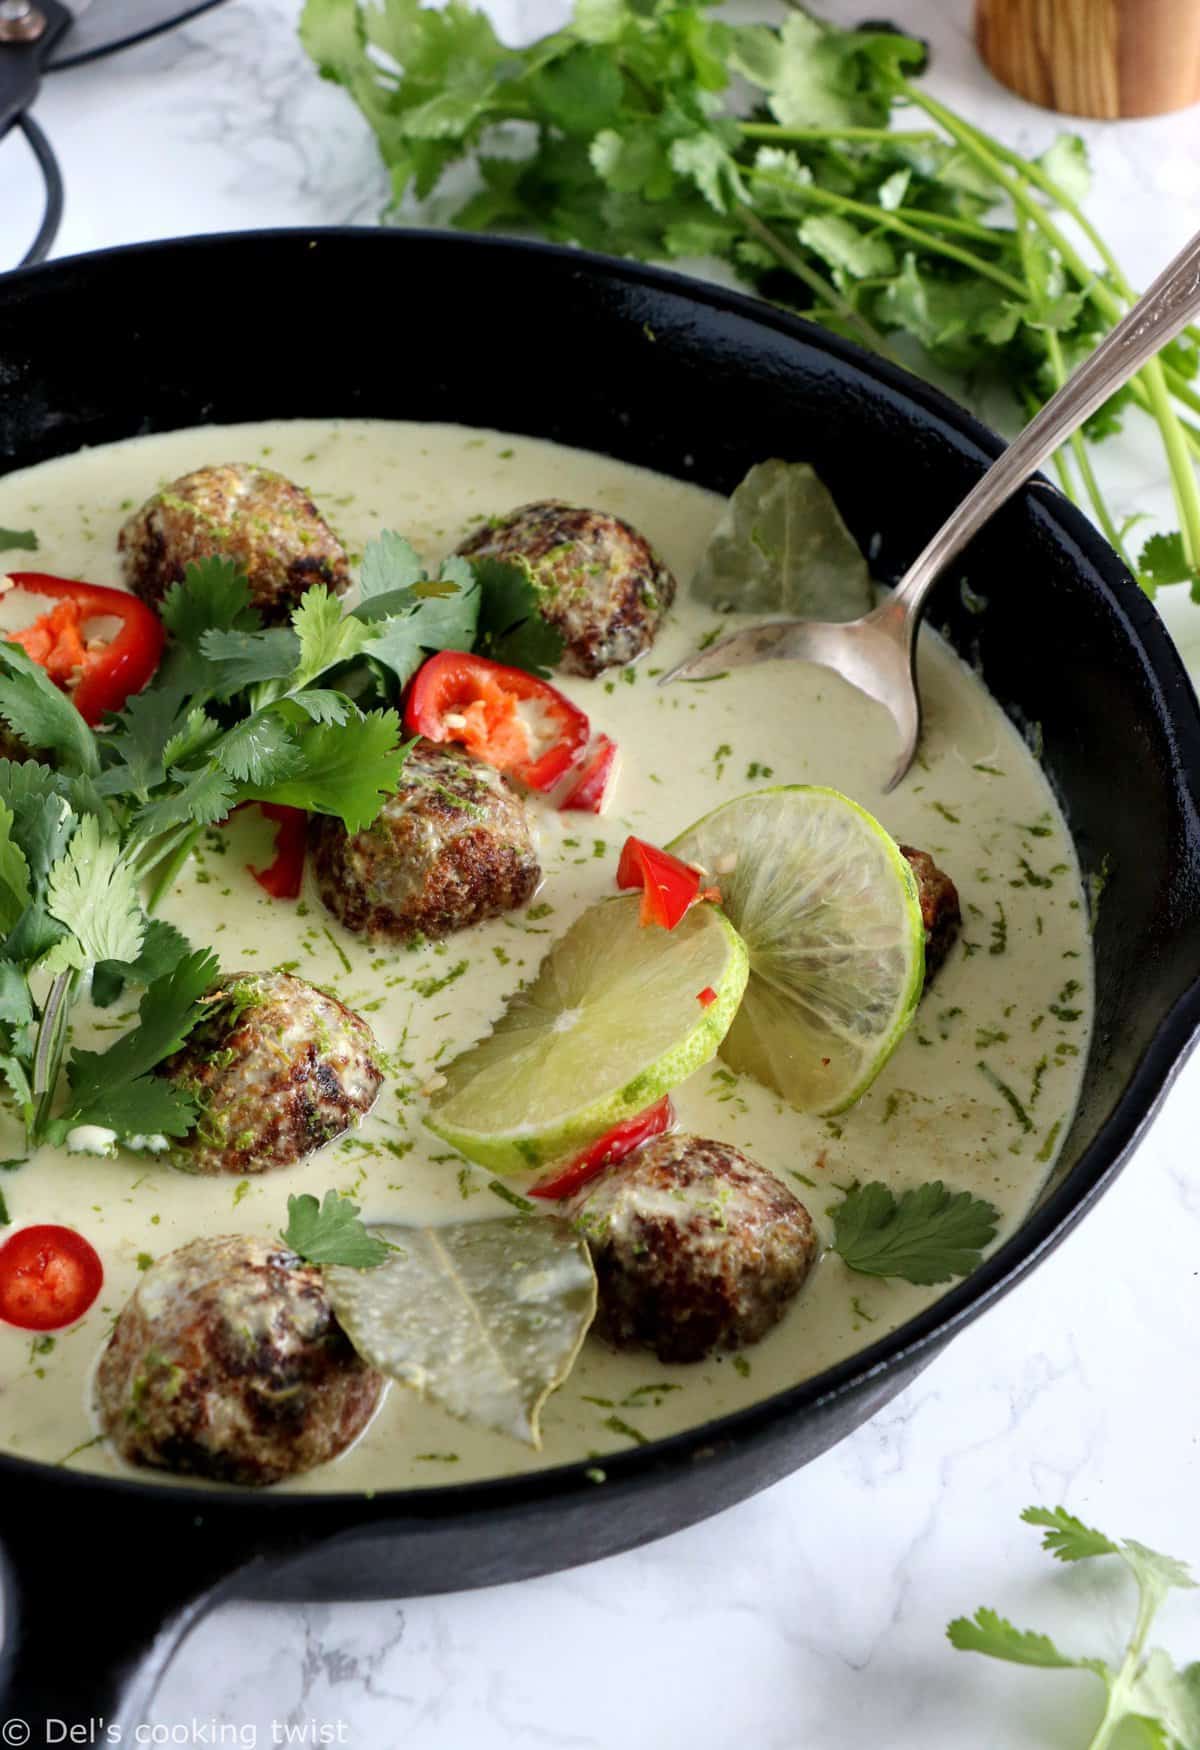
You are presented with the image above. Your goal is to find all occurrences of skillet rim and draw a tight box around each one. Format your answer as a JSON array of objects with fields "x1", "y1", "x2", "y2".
[{"x1": 1, "y1": 224, "x2": 1198, "y2": 1520}]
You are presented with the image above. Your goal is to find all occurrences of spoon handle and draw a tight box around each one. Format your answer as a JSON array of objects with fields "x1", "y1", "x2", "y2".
[{"x1": 892, "y1": 223, "x2": 1200, "y2": 615}]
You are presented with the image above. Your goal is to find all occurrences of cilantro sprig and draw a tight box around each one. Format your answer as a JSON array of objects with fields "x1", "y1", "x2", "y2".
[
  {"x1": 301, "y1": 0, "x2": 1200, "y2": 597},
  {"x1": 949, "y1": 1506, "x2": 1200, "y2": 1748},
  {"x1": 0, "y1": 528, "x2": 552, "y2": 1161},
  {"x1": 282, "y1": 1190, "x2": 391, "y2": 1269},
  {"x1": 830, "y1": 1179, "x2": 1000, "y2": 1285}
]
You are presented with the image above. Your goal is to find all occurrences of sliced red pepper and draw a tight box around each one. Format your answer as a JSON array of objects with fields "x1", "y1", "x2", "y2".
[
  {"x1": 528, "y1": 1097, "x2": 675, "y2": 1201},
  {"x1": 5, "y1": 572, "x2": 164, "y2": 725},
  {"x1": 404, "y1": 650, "x2": 590, "y2": 793},
  {"x1": 0, "y1": 1225, "x2": 103, "y2": 1331},
  {"x1": 247, "y1": 804, "x2": 308, "y2": 899},
  {"x1": 697, "y1": 986, "x2": 718, "y2": 1008},
  {"x1": 559, "y1": 735, "x2": 619, "y2": 813},
  {"x1": 616, "y1": 836, "x2": 706, "y2": 929}
]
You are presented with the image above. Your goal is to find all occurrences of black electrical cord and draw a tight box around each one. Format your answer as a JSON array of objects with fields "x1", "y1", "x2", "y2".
[{"x1": 14, "y1": 110, "x2": 63, "y2": 268}]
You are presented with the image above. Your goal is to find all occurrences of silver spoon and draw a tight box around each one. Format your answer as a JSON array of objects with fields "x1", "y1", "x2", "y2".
[{"x1": 662, "y1": 223, "x2": 1200, "y2": 790}]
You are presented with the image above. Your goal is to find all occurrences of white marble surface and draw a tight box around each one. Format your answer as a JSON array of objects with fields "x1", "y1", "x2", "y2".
[{"x1": 4, "y1": 1, "x2": 1200, "y2": 1743}]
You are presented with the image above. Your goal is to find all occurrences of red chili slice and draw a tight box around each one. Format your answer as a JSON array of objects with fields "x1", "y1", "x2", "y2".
[
  {"x1": 616, "y1": 836, "x2": 707, "y2": 929},
  {"x1": 404, "y1": 650, "x2": 590, "y2": 792},
  {"x1": 559, "y1": 735, "x2": 619, "y2": 813},
  {"x1": 5, "y1": 572, "x2": 164, "y2": 724},
  {"x1": 528, "y1": 1097, "x2": 675, "y2": 1201},
  {"x1": 0, "y1": 1225, "x2": 103, "y2": 1331},
  {"x1": 247, "y1": 803, "x2": 308, "y2": 899},
  {"x1": 697, "y1": 986, "x2": 718, "y2": 1007}
]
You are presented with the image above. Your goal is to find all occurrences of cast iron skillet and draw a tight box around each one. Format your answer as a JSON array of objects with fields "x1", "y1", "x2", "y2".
[{"x1": 1, "y1": 228, "x2": 1198, "y2": 1733}]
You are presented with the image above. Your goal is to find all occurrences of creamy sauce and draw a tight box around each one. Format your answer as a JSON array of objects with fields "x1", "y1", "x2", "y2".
[{"x1": 0, "y1": 419, "x2": 1092, "y2": 1491}]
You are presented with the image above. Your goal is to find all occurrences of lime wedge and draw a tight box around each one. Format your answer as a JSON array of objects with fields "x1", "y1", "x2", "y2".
[
  {"x1": 670, "y1": 787, "x2": 924, "y2": 1115},
  {"x1": 426, "y1": 895, "x2": 748, "y2": 1173}
]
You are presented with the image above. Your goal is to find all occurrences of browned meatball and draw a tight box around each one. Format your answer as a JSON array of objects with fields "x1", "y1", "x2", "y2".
[
  {"x1": 118, "y1": 462, "x2": 349, "y2": 623},
  {"x1": 574, "y1": 1134, "x2": 818, "y2": 1364},
  {"x1": 311, "y1": 740, "x2": 540, "y2": 944},
  {"x1": 162, "y1": 971, "x2": 382, "y2": 1176},
  {"x1": 900, "y1": 845, "x2": 961, "y2": 984},
  {"x1": 456, "y1": 500, "x2": 676, "y2": 676},
  {"x1": 96, "y1": 1235, "x2": 383, "y2": 1486}
]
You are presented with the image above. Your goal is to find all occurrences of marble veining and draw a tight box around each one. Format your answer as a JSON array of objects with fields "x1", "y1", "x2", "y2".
[{"x1": 2, "y1": 0, "x2": 1200, "y2": 1742}]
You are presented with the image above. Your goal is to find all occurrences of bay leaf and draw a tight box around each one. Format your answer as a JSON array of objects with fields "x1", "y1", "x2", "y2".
[
  {"x1": 325, "y1": 1215, "x2": 597, "y2": 1448},
  {"x1": 693, "y1": 459, "x2": 873, "y2": 621}
]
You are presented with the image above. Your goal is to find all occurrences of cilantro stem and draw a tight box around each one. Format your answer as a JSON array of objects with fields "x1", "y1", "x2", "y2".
[
  {"x1": 899, "y1": 78, "x2": 1200, "y2": 573},
  {"x1": 734, "y1": 202, "x2": 899, "y2": 360},
  {"x1": 30, "y1": 970, "x2": 76, "y2": 1144},
  {"x1": 144, "y1": 824, "x2": 204, "y2": 913},
  {"x1": 750, "y1": 166, "x2": 1028, "y2": 296},
  {"x1": 1143, "y1": 357, "x2": 1200, "y2": 569},
  {"x1": 1039, "y1": 309, "x2": 1133, "y2": 567},
  {"x1": 739, "y1": 122, "x2": 939, "y2": 145}
]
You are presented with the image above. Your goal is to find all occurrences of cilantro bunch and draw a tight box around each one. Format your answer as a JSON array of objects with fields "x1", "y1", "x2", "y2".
[
  {"x1": 0, "y1": 533, "x2": 544, "y2": 1159},
  {"x1": 951, "y1": 1506, "x2": 1200, "y2": 1748},
  {"x1": 301, "y1": 0, "x2": 1200, "y2": 596}
]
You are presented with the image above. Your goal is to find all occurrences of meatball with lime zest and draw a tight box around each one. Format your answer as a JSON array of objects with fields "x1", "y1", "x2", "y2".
[
  {"x1": 456, "y1": 500, "x2": 676, "y2": 677},
  {"x1": 96, "y1": 1235, "x2": 383, "y2": 1486},
  {"x1": 575, "y1": 1133, "x2": 818, "y2": 1364},
  {"x1": 311, "y1": 740, "x2": 541, "y2": 945},
  {"x1": 162, "y1": 971, "x2": 383, "y2": 1176},
  {"x1": 119, "y1": 462, "x2": 349, "y2": 623}
]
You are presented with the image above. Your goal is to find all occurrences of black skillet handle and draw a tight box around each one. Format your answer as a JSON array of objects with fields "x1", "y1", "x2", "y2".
[
  {"x1": 0, "y1": 0, "x2": 71, "y2": 138},
  {"x1": 0, "y1": 1480, "x2": 269, "y2": 1736}
]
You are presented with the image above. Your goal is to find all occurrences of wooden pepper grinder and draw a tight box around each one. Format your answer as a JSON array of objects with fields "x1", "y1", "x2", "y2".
[{"x1": 976, "y1": 0, "x2": 1200, "y2": 118}]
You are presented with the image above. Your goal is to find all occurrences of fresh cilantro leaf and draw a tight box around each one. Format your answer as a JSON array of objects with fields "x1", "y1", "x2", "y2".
[
  {"x1": 0, "y1": 802, "x2": 32, "y2": 938},
  {"x1": 160, "y1": 556, "x2": 258, "y2": 647},
  {"x1": 1138, "y1": 531, "x2": 1194, "y2": 594},
  {"x1": 0, "y1": 643, "x2": 99, "y2": 776},
  {"x1": 1121, "y1": 1540, "x2": 1198, "y2": 1600},
  {"x1": 358, "y1": 531, "x2": 427, "y2": 600},
  {"x1": 97, "y1": 686, "x2": 187, "y2": 798},
  {"x1": 1036, "y1": 133, "x2": 1092, "y2": 205},
  {"x1": 0, "y1": 770, "x2": 77, "y2": 965},
  {"x1": 289, "y1": 586, "x2": 373, "y2": 688},
  {"x1": 0, "y1": 1053, "x2": 30, "y2": 1110},
  {"x1": 281, "y1": 1189, "x2": 391, "y2": 1268},
  {"x1": 43, "y1": 815, "x2": 145, "y2": 972},
  {"x1": 360, "y1": 576, "x2": 481, "y2": 687},
  {"x1": 527, "y1": 43, "x2": 624, "y2": 138},
  {"x1": 162, "y1": 706, "x2": 223, "y2": 771},
  {"x1": 669, "y1": 135, "x2": 746, "y2": 215},
  {"x1": 798, "y1": 214, "x2": 895, "y2": 279},
  {"x1": 352, "y1": 542, "x2": 481, "y2": 686},
  {"x1": 93, "y1": 917, "x2": 193, "y2": 1009},
  {"x1": 64, "y1": 948, "x2": 220, "y2": 1133},
  {"x1": 0, "y1": 959, "x2": 33, "y2": 1029},
  {"x1": 199, "y1": 626, "x2": 301, "y2": 693},
  {"x1": 65, "y1": 1075, "x2": 197, "y2": 1141},
  {"x1": 215, "y1": 712, "x2": 303, "y2": 786},
  {"x1": 287, "y1": 688, "x2": 353, "y2": 725},
  {"x1": 0, "y1": 527, "x2": 38, "y2": 553},
  {"x1": 244, "y1": 708, "x2": 406, "y2": 832},
  {"x1": 831, "y1": 1179, "x2": 1000, "y2": 1284},
  {"x1": 1021, "y1": 1505, "x2": 1119, "y2": 1563},
  {"x1": 950, "y1": 1505, "x2": 1200, "y2": 1748},
  {"x1": 946, "y1": 1609, "x2": 1080, "y2": 1670},
  {"x1": 1127, "y1": 1650, "x2": 1200, "y2": 1749},
  {"x1": 473, "y1": 557, "x2": 565, "y2": 676},
  {"x1": 132, "y1": 764, "x2": 238, "y2": 838}
]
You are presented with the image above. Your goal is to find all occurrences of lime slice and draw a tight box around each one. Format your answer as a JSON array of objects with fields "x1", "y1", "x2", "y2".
[
  {"x1": 669, "y1": 787, "x2": 924, "y2": 1115},
  {"x1": 426, "y1": 894, "x2": 749, "y2": 1173}
]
